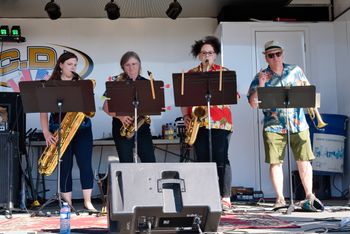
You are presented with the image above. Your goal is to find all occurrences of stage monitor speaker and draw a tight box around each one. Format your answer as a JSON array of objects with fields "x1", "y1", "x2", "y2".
[
  {"x1": 0, "y1": 132, "x2": 20, "y2": 209},
  {"x1": 107, "y1": 163, "x2": 221, "y2": 234},
  {"x1": 0, "y1": 92, "x2": 26, "y2": 154}
]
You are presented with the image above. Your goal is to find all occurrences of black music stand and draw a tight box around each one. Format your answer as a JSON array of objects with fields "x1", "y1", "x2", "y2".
[
  {"x1": 257, "y1": 85, "x2": 316, "y2": 214},
  {"x1": 19, "y1": 80, "x2": 95, "y2": 216},
  {"x1": 173, "y1": 71, "x2": 237, "y2": 162},
  {"x1": 105, "y1": 79, "x2": 165, "y2": 162}
]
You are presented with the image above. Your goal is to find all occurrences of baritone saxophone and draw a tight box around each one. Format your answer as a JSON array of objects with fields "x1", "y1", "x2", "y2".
[{"x1": 38, "y1": 79, "x2": 96, "y2": 176}]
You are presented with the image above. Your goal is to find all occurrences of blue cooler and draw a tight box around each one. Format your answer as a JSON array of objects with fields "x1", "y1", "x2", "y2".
[{"x1": 306, "y1": 113, "x2": 348, "y2": 174}]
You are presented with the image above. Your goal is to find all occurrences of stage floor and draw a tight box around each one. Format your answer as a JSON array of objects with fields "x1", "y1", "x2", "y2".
[{"x1": 0, "y1": 198, "x2": 349, "y2": 233}]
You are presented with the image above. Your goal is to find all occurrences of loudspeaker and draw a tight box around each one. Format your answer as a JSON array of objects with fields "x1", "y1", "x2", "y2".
[
  {"x1": 292, "y1": 171, "x2": 331, "y2": 200},
  {"x1": 0, "y1": 132, "x2": 20, "y2": 208},
  {"x1": 0, "y1": 92, "x2": 26, "y2": 154},
  {"x1": 107, "y1": 163, "x2": 221, "y2": 234}
]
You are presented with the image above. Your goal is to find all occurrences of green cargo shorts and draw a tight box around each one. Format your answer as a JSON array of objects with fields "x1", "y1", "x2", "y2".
[{"x1": 263, "y1": 129, "x2": 315, "y2": 164}]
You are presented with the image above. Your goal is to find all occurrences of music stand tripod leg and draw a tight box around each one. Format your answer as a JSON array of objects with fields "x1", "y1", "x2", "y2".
[
  {"x1": 285, "y1": 112, "x2": 295, "y2": 214},
  {"x1": 133, "y1": 99, "x2": 139, "y2": 163},
  {"x1": 205, "y1": 94, "x2": 213, "y2": 163}
]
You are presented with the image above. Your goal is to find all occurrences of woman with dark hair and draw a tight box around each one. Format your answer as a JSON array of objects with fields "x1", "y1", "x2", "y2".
[
  {"x1": 103, "y1": 51, "x2": 155, "y2": 163},
  {"x1": 181, "y1": 36, "x2": 235, "y2": 211},
  {"x1": 40, "y1": 51, "x2": 96, "y2": 211}
]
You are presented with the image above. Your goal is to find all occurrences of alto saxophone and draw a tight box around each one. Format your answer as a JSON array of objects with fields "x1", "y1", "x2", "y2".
[
  {"x1": 184, "y1": 61, "x2": 210, "y2": 146},
  {"x1": 38, "y1": 79, "x2": 96, "y2": 176},
  {"x1": 120, "y1": 116, "x2": 151, "y2": 139},
  {"x1": 184, "y1": 106, "x2": 207, "y2": 146}
]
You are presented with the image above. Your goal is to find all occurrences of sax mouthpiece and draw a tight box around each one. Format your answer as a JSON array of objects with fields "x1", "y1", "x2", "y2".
[{"x1": 71, "y1": 71, "x2": 80, "y2": 80}]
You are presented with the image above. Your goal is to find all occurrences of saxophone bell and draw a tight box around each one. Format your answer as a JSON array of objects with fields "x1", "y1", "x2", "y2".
[
  {"x1": 302, "y1": 80, "x2": 327, "y2": 129},
  {"x1": 308, "y1": 107, "x2": 327, "y2": 129}
]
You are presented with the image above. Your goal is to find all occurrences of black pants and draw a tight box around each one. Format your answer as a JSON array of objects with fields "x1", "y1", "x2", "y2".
[
  {"x1": 112, "y1": 121, "x2": 155, "y2": 163},
  {"x1": 60, "y1": 127, "x2": 94, "y2": 192},
  {"x1": 194, "y1": 127, "x2": 232, "y2": 197}
]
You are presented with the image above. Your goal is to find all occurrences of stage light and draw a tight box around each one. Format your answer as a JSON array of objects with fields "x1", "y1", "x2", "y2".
[
  {"x1": 0, "y1": 25, "x2": 9, "y2": 37},
  {"x1": 166, "y1": 0, "x2": 182, "y2": 20},
  {"x1": 45, "y1": 0, "x2": 61, "y2": 20},
  {"x1": 0, "y1": 25, "x2": 25, "y2": 42},
  {"x1": 105, "y1": 0, "x2": 120, "y2": 20},
  {"x1": 11, "y1": 26, "x2": 21, "y2": 37}
]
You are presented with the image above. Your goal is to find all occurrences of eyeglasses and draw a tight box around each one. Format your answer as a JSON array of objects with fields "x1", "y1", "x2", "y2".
[
  {"x1": 266, "y1": 51, "x2": 282, "y2": 59},
  {"x1": 124, "y1": 62, "x2": 139, "y2": 68},
  {"x1": 200, "y1": 51, "x2": 215, "y2": 56}
]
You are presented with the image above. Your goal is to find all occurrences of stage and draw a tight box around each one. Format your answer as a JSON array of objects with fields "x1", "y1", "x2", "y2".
[{"x1": 0, "y1": 199, "x2": 349, "y2": 233}]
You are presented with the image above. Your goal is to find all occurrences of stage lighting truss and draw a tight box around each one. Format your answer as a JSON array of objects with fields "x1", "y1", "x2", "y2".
[{"x1": 0, "y1": 25, "x2": 25, "y2": 43}]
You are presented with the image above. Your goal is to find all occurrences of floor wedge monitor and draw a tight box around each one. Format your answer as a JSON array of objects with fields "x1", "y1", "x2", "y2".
[{"x1": 107, "y1": 162, "x2": 221, "y2": 233}]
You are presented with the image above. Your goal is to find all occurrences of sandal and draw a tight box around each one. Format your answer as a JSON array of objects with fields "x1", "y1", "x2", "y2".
[{"x1": 221, "y1": 200, "x2": 232, "y2": 211}]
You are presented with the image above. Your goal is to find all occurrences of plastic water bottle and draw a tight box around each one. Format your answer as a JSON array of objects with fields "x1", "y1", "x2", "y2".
[{"x1": 60, "y1": 202, "x2": 71, "y2": 234}]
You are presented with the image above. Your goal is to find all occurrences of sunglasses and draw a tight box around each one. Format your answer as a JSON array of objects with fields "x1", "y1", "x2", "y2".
[
  {"x1": 267, "y1": 51, "x2": 282, "y2": 59},
  {"x1": 200, "y1": 51, "x2": 215, "y2": 56}
]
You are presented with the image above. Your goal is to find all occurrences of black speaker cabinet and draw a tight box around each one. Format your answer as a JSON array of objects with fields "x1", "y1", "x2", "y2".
[
  {"x1": 0, "y1": 132, "x2": 20, "y2": 208},
  {"x1": 292, "y1": 170, "x2": 331, "y2": 200},
  {"x1": 107, "y1": 163, "x2": 222, "y2": 234}
]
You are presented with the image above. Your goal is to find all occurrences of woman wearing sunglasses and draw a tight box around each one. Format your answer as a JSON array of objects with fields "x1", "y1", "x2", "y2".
[{"x1": 247, "y1": 40, "x2": 323, "y2": 212}]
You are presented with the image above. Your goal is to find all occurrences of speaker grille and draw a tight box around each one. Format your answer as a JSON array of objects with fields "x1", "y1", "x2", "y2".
[{"x1": 0, "y1": 132, "x2": 20, "y2": 208}]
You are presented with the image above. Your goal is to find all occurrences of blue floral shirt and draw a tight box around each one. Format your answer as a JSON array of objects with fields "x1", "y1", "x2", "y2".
[{"x1": 247, "y1": 63, "x2": 310, "y2": 134}]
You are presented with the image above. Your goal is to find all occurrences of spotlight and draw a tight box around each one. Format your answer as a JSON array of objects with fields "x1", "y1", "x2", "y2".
[
  {"x1": 0, "y1": 25, "x2": 9, "y2": 37},
  {"x1": 11, "y1": 26, "x2": 21, "y2": 37},
  {"x1": 166, "y1": 0, "x2": 182, "y2": 20},
  {"x1": 105, "y1": 0, "x2": 120, "y2": 20},
  {"x1": 45, "y1": 0, "x2": 61, "y2": 20},
  {"x1": 0, "y1": 25, "x2": 25, "y2": 42}
]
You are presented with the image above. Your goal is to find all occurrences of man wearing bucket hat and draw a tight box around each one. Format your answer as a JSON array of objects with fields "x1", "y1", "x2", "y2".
[{"x1": 247, "y1": 40, "x2": 324, "y2": 212}]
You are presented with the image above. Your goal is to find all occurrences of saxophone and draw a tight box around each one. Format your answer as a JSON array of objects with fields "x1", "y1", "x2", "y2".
[
  {"x1": 184, "y1": 60, "x2": 210, "y2": 146},
  {"x1": 120, "y1": 116, "x2": 151, "y2": 139},
  {"x1": 38, "y1": 79, "x2": 95, "y2": 176},
  {"x1": 184, "y1": 106, "x2": 207, "y2": 146}
]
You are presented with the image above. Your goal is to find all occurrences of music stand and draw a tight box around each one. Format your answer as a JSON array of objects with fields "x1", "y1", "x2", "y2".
[
  {"x1": 257, "y1": 85, "x2": 316, "y2": 214},
  {"x1": 173, "y1": 71, "x2": 237, "y2": 162},
  {"x1": 19, "y1": 80, "x2": 95, "y2": 216},
  {"x1": 105, "y1": 80, "x2": 165, "y2": 162}
]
